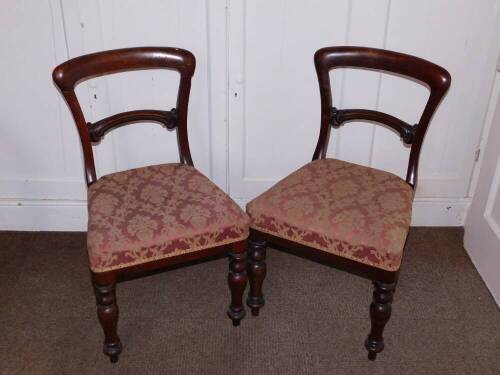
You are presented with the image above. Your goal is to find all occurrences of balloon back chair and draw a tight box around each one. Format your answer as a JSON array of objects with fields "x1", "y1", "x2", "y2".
[
  {"x1": 245, "y1": 46, "x2": 451, "y2": 360},
  {"x1": 53, "y1": 47, "x2": 249, "y2": 362}
]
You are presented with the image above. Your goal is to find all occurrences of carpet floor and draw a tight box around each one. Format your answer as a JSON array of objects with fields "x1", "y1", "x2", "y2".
[{"x1": 1, "y1": 228, "x2": 499, "y2": 374}]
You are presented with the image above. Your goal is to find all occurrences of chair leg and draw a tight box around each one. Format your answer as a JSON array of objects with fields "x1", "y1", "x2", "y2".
[
  {"x1": 93, "y1": 278, "x2": 122, "y2": 363},
  {"x1": 246, "y1": 237, "x2": 267, "y2": 316},
  {"x1": 227, "y1": 243, "x2": 247, "y2": 326},
  {"x1": 365, "y1": 281, "x2": 397, "y2": 360}
]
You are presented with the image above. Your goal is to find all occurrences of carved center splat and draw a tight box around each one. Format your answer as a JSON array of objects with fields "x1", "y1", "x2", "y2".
[
  {"x1": 87, "y1": 108, "x2": 178, "y2": 142},
  {"x1": 329, "y1": 107, "x2": 417, "y2": 144}
]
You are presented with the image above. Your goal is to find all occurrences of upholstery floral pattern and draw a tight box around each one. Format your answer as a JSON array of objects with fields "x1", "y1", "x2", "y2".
[
  {"x1": 87, "y1": 163, "x2": 249, "y2": 273},
  {"x1": 246, "y1": 159, "x2": 414, "y2": 271}
]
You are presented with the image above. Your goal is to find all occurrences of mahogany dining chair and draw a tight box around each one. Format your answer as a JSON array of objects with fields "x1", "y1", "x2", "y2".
[
  {"x1": 53, "y1": 47, "x2": 249, "y2": 362},
  {"x1": 245, "y1": 46, "x2": 451, "y2": 360}
]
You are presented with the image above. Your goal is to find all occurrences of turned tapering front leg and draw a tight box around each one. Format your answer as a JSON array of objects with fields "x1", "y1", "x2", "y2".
[
  {"x1": 246, "y1": 237, "x2": 267, "y2": 316},
  {"x1": 227, "y1": 242, "x2": 248, "y2": 326},
  {"x1": 93, "y1": 280, "x2": 122, "y2": 363},
  {"x1": 365, "y1": 281, "x2": 397, "y2": 360}
]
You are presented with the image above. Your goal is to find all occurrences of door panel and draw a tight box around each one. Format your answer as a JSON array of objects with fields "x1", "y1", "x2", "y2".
[
  {"x1": 484, "y1": 153, "x2": 500, "y2": 237},
  {"x1": 0, "y1": 0, "x2": 84, "y2": 196},
  {"x1": 229, "y1": 0, "x2": 350, "y2": 199},
  {"x1": 464, "y1": 64, "x2": 500, "y2": 306},
  {"x1": 228, "y1": 0, "x2": 500, "y2": 210},
  {"x1": 70, "y1": 0, "x2": 214, "y2": 178}
]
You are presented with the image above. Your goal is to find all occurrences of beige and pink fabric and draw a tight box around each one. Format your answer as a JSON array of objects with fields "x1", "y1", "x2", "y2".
[
  {"x1": 247, "y1": 158, "x2": 414, "y2": 271},
  {"x1": 88, "y1": 163, "x2": 249, "y2": 272}
]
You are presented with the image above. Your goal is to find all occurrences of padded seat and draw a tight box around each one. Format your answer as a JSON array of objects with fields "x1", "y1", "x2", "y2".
[
  {"x1": 88, "y1": 163, "x2": 249, "y2": 273},
  {"x1": 247, "y1": 158, "x2": 414, "y2": 271}
]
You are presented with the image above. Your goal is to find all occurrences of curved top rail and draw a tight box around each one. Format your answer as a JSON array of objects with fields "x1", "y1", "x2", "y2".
[
  {"x1": 315, "y1": 46, "x2": 450, "y2": 92},
  {"x1": 53, "y1": 47, "x2": 195, "y2": 91}
]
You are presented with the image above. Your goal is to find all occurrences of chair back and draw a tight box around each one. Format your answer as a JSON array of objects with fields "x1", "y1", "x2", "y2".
[
  {"x1": 53, "y1": 47, "x2": 196, "y2": 186},
  {"x1": 313, "y1": 46, "x2": 451, "y2": 187}
]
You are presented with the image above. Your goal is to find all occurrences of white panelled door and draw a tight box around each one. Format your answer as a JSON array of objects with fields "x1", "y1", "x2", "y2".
[
  {"x1": 464, "y1": 64, "x2": 500, "y2": 306},
  {"x1": 227, "y1": 0, "x2": 500, "y2": 226},
  {"x1": 62, "y1": 0, "x2": 228, "y2": 187},
  {"x1": 0, "y1": 0, "x2": 227, "y2": 230},
  {"x1": 2, "y1": 0, "x2": 500, "y2": 231}
]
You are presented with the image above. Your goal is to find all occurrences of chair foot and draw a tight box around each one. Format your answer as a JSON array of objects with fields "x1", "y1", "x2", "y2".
[
  {"x1": 364, "y1": 281, "x2": 396, "y2": 360},
  {"x1": 246, "y1": 237, "x2": 267, "y2": 316},
  {"x1": 104, "y1": 341, "x2": 122, "y2": 359},
  {"x1": 106, "y1": 343, "x2": 122, "y2": 363},
  {"x1": 227, "y1": 305, "x2": 246, "y2": 326},
  {"x1": 247, "y1": 298, "x2": 264, "y2": 316},
  {"x1": 365, "y1": 336, "x2": 384, "y2": 361},
  {"x1": 227, "y1": 244, "x2": 248, "y2": 327}
]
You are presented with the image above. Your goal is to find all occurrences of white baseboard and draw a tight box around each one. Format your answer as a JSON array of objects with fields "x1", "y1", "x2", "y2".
[
  {"x1": 410, "y1": 197, "x2": 470, "y2": 226},
  {"x1": 0, "y1": 197, "x2": 470, "y2": 232},
  {"x1": 0, "y1": 199, "x2": 87, "y2": 231}
]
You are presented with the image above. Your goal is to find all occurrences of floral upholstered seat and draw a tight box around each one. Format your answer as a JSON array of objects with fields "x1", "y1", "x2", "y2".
[
  {"x1": 246, "y1": 158, "x2": 414, "y2": 271},
  {"x1": 87, "y1": 163, "x2": 249, "y2": 273}
]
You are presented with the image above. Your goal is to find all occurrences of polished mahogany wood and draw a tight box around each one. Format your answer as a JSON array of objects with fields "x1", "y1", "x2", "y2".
[
  {"x1": 92, "y1": 276, "x2": 121, "y2": 363},
  {"x1": 365, "y1": 281, "x2": 397, "y2": 361},
  {"x1": 227, "y1": 241, "x2": 248, "y2": 326},
  {"x1": 53, "y1": 47, "x2": 195, "y2": 186},
  {"x1": 248, "y1": 46, "x2": 450, "y2": 360},
  {"x1": 313, "y1": 46, "x2": 451, "y2": 187},
  {"x1": 246, "y1": 237, "x2": 267, "y2": 316},
  {"x1": 53, "y1": 47, "x2": 247, "y2": 362},
  {"x1": 330, "y1": 108, "x2": 416, "y2": 144},
  {"x1": 88, "y1": 109, "x2": 178, "y2": 142}
]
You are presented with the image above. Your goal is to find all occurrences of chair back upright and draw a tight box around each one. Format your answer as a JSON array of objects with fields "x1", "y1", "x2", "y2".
[{"x1": 53, "y1": 47, "x2": 196, "y2": 186}]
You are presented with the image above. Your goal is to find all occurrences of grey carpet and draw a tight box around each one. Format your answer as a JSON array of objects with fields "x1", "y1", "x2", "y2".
[{"x1": 0, "y1": 228, "x2": 499, "y2": 374}]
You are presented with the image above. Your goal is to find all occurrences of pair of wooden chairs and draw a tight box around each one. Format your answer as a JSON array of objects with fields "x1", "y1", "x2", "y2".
[{"x1": 53, "y1": 46, "x2": 450, "y2": 363}]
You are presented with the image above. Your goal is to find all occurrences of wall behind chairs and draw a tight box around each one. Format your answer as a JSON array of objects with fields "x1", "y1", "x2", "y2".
[{"x1": 0, "y1": 0, "x2": 499, "y2": 230}]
